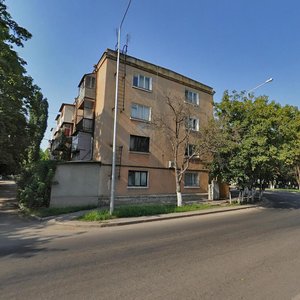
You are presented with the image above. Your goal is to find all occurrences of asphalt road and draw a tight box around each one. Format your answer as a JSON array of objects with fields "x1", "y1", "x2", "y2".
[{"x1": 1, "y1": 184, "x2": 300, "y2": 299}]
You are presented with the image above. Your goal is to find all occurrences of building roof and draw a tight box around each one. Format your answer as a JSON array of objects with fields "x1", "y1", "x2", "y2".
[
  {"x1": 59, "y1": 103, "x2": 75, "y2": 112},
  {"x1": 95, "y1": 48, "x2": 214, "y2": 95},
  {"x1": 77, "y1": 73, "x2": 95, "y2": 88}
]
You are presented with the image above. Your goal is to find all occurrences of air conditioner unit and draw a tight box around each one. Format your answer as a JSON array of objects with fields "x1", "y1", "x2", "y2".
[{"x1": 168, "y1": 161, "x2": 175, "y2": 168}]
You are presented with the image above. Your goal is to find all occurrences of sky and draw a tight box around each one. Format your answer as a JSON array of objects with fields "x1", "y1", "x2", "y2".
[{"x1": 5, "y1": 0, "x2": 300, "y2": 149}]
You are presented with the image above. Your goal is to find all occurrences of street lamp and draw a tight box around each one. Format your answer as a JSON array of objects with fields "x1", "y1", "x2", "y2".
[
  {"x1": 110, "y1": 0, "x2": 132, "y2": 215},
  {"x1": 246, "y1": 77, "x2": 273, "y2": 95}
]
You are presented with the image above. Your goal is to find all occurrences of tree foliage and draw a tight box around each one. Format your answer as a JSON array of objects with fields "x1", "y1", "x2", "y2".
[
  {"x1": 0, "y1": 0, "x2": 48, "y2": 173},
  {"x1": 211, "y1": 91, "x2": 300, "y2": 190},
  {"x1": 17, "y1": 160, "x2": 56, "y2": 208}
]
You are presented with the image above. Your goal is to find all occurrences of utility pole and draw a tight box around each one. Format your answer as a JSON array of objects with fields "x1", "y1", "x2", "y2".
[{"x1": 110, "y1": 0, "x2": 132, "y2": 215}]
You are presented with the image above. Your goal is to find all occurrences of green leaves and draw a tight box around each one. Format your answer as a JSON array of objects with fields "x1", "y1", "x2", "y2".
[
  {"x1": 212, "y1": 91, "x2": 300, "y2": 189},
  {"x1": 0, "y1": 0, "x2": 48, "y2": 174}
]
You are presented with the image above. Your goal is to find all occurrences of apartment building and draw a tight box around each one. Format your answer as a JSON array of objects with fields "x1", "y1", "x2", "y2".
[
  {"x1": 50, "y1": 49, "x2": 214, "y2": 206},
  {"x1": 50, "y1": 103, "x2": 74, "y2": 160}
]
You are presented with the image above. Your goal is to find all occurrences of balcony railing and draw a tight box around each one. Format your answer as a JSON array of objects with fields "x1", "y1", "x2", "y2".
[
  {"x1": 78, "y1": 87, "x2": 96, "y2": 104},
  {"x1": 75, "y1": 118, "x2": 93, "y2": 133},
  {"x1": 51, "y1": 133, "x2": 72, "y2": 151}
]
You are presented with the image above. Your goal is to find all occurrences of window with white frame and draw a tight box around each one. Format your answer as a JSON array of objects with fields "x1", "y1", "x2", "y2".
[
  {"x1": 185, "y1": 144, "x2": 197, "y2": 157},
  {"x1": 187, "y1": 117, "x2": 199, "y2": 131},
  {"x1": 128, "y1": 170, "x2": 148, "y2": 187},
  {"x1": 184, "y1": 172, "x2": 199, "y2": 187},
  {"x1": 185, "y1": 89, "x2": 199, "y2": 105},
  {"x1": 131, "y1": 103, "x2": 151, "y2": 121},
  {"x1": 133, "y1": 74, "x2": 152, "y2": 91}
]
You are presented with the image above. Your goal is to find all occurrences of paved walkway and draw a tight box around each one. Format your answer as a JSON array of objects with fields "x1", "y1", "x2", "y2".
[{"x1": 0, "y1": 180, "x2": 18, "y2": 212}]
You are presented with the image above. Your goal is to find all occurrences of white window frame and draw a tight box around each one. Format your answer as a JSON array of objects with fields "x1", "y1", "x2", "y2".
[
  {"x1": 185, "y1": 89, "x2": 199, "y2": 105},
  {"x1": 185, "y1": 144, "x2": 198, "y2": 157},
  {"x1": 188, "y1": 117, "x2": 199, "y2": 131},
  {"x1": 130, "y1": 103, "x2": 151, "y2": 122},
  {"x1": 133, "y1": 74, "x2": 152, "y2": 91},
  {"x1": 184, "y1": 172, "x2": 199, "y2": 187}
]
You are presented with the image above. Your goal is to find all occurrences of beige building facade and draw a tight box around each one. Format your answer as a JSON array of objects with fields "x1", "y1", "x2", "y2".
[{"x1": 50, "y1": 49, "x2": 214, "y2": 206}]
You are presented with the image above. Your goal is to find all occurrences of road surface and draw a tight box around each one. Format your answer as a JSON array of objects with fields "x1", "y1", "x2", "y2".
[{"x1": 1, "y1": 182, "x2": 300, "y2": 299}]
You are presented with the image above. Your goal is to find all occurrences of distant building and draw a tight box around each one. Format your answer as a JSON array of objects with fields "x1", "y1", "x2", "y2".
[
  {"x1": 50, "y1": 49, "x2": 214, "y2": 206},
  {"x1": 50, "y1": 103, "x2": 74, "y2": 160}
]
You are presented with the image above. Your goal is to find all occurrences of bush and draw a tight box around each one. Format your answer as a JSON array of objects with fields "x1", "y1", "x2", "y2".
[{"x1": 17, "y1": 160, "x2": 57, "y2": 208}]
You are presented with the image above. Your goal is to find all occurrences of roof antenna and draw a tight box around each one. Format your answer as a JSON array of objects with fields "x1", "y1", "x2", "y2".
[{"x1": 122, "y1": 34, "x2": 130, "y2": 54}]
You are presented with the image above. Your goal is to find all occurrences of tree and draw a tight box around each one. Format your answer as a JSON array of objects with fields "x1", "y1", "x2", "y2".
[
  {"x1": 27, "y1": 86, "x2": 48, "y2": 163},
  {"x1": 277, "y1": 105, "x2": 300, "y2": 189},
  {"x1": 0, "y1": 0, "x2": 48, "y2": 173},
  {"x1": 153, "y1": 94, "x2": 212, "y2": 206},
  {"x1": 212, "y1": 90, "x2": 300, "y2": 201}
]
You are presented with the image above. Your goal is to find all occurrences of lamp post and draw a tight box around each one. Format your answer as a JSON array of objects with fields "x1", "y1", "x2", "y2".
[
  {"x1": 246, "y1": 77, "x2": 273, "y2": 95},
  {"x1": 110, "y1": 0, "x2": 132, "y2": 215}
]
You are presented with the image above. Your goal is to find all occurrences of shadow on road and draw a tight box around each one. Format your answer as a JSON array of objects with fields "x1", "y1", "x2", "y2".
[
  {"x1": 0, "y1": 180, "x2": 68, "y2": 258},
  {"x1": 263, "y1": 190, "x2": 300, "y2": 209}
]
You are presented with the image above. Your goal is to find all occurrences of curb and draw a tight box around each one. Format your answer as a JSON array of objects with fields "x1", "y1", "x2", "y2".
[{"x1": 46, "y1": 204, "x2": 260, "y2": 228}]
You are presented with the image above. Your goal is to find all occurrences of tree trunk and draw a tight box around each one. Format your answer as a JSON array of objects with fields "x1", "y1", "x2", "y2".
[
  {"x1": 295, "y1": 165, "x2": 300, "y2": 190},
  {"x1": 175, "y1": 169, "x2": 182, "y2": 207}
]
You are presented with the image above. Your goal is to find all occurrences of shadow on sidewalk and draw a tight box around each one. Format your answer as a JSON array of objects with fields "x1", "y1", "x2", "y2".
[{"x1": 0, "y1": 180, "x2": 71, "y2": 258}]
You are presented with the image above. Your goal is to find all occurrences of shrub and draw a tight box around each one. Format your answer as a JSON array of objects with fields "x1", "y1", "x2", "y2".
[{"x1": 17, "y1": 160, "x2": 57, "y2": 208}]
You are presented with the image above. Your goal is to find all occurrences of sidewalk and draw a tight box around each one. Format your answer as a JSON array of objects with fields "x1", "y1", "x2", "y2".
[
  {"x1": 0, "y1": 180, "x2": 261, "y2": 228},
  {"x1": 0, "y1": 180, "x2": 18, "y2": 212},
  {"x1": 45, "y1": 203, "x2": 260, "y2": 228}
]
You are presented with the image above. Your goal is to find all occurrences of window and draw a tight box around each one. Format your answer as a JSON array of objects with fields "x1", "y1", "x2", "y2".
[
  {"x1": 84, "y1": 100, "x2": 94, "y2": 109},
  {"x1": 185, "y1": 144, "x2": 197, "y2": 157},
  {"x1": 85, "y1": 76, "x2": 96, "y2": 89},
  {"x1": 133, "y1": 74, "x2": 152, "y2": 91},
  {"x1": 184, "y1": 172, "x2": 199, "y2": 187},
  {"x1": 187, "y1": 117, "x2": 199, "y2": 131},
  {"x1": 185, "y1": 89, "x2": 199, "y2": 105},
  {"x1": 128, "y1": 171, "x2": 148, "y2": 187},
  {"x1": 130, "y1": 135, "x2": 150, "y2": 152},
  {"x1": 131, "y1": 103, "x2": 151, "y2": 121}
]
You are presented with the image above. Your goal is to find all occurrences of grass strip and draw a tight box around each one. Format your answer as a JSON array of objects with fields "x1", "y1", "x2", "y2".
[{"x1": 79, "y1": 203, "x2": 225, "y2": 221}]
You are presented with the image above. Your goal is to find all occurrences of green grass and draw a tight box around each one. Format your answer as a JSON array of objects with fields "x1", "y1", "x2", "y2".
[
  {"x1": 23, "y1": 205, "x2": 97, "y2": 218},
  {"x1": 79, "y1": 203, "x2": 226, "y2": 221}
]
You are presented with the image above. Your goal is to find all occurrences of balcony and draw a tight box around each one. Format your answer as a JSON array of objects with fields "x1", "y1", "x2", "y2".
[
  {"x1": 75, "y1": 118, "x2": 93, "y2": 133},
  {"x1": 77, "y1": 87, "x2": 96, "y2": 105},
  {"x1": 51, "y1": 133, "x2": 72, "y2": 152}
]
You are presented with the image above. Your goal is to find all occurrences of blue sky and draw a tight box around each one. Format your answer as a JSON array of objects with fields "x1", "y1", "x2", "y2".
[{"x1": 5, "y1": 0, "x2": 300, "y2": 148}]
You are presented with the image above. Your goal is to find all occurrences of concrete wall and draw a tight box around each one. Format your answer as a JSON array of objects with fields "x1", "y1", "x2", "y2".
[
  {"x1": 50, "y1": 162, "x2": 101, "y2": 208},
  {"x1": 50, "y1": 162, "x2": 209, "y2": 208}
]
